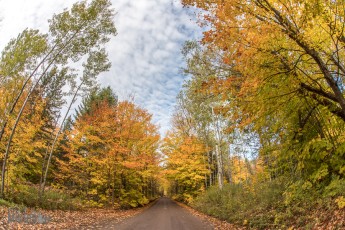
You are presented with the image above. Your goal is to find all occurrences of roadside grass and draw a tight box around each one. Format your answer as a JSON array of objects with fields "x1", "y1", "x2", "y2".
[
  {"x1": 1, "y1": 184, "x2": 161, "y2": 211},
  {"x1": 0, "y1": 198, "x2": 15, "y2": 207},
  {"x1": 4, "y1": 184, "x2": 83, "y2": 210},
  {"x1": 192, "y1": 177, "x2": 345, "y2": 229}
]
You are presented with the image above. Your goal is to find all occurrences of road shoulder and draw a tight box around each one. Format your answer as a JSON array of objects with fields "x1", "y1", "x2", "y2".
[{"x1": 176, "y1": 201, "x2": 245, "y2": 230}]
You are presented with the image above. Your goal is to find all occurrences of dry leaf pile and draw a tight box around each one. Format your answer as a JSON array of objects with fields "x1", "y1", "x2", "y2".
[
  {"x1": 0, "y1": 205, "x2": 146, "y2": 230},
  {"x1": 177, "y1": 202, "x2": 345, "y2": 230},
  {"x1": 176, "y1": 202, "x2": 245, "y2": 230}
]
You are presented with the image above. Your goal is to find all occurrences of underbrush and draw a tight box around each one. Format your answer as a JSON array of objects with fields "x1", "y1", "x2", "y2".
[
  {"x1": 5, "y1": 184, "x2": 83, "y2": 210},
  {"x1": 192, "y1": 177, "x2": 345, "y2": 229},
  {"x1": 1, "y1": 184, "x2": 159, "y2": 211},
  {"x1": 0, "y1": 198, "x2": 15, "y2": 207}
]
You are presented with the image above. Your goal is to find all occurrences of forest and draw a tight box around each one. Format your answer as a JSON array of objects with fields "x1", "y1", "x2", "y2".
[
  {"x1": 0, "y1": 0, "x2": 345, "y2": 229},
  {"x1": 0, "y1": 0, "x2": 161, "y2": 210},
  {"x1": 164, "y1": 0, "x2": 345, "y2": 228}
]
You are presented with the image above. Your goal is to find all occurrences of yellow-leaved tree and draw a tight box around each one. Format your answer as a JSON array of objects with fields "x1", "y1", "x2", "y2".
[{"x1": 163, "y1": 130, "x2": 209, "y2": 203}]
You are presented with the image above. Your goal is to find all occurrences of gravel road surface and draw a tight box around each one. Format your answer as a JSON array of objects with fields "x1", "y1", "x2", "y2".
[{"x1": 116, "y1": 197, "x2": 213, "y2": 230}]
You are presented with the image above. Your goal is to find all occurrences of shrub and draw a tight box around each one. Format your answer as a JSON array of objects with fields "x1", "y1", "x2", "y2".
[
  {"x1": 0, "y1": 198, "x2": 15, "y2": 207},
  {"x1": 193, "y1": 176, "x2": 345, "y2": 228},
  {"x1": 7, "y1": 184, "x2": 82, "y2": 210},
  {"x1": 119, "y1": 189, "x2": 149, "y2": 209},
  {"x1": 192, "y1": 180, "x2": 286, "y2": 229}
]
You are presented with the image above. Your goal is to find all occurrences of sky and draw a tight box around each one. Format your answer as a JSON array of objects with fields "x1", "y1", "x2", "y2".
[{"x1": 0, "y1": 0, "x2": 202, "y2": 136}]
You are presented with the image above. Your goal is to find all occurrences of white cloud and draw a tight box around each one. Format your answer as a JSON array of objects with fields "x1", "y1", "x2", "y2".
[{"x1": 0, "y1": 0, "x2": 202, "y2": 136}]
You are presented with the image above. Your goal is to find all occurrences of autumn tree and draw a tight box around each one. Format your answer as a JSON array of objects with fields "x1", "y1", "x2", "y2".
[
  {"x1": 163, "y1": 130, "x2": 209, "y2": 203},
  {"x1": 181, "y1": 0, "x2": 345, "y2": 213},
  {"x1": 57, "y1": 90, "x2": 161, "y2": 208},
  {"x1": 176, "y1": 41, "x2": 259, "y2": 189},
  {"x1": 0, "y1": 0, "x2": 116, "y2": 197}
]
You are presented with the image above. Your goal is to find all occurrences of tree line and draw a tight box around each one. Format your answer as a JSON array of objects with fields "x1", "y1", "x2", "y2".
[
  {"x1": 0, "y1": 0, "x2": 161, "y2": 209},
  {"x1": 163, "y1": 0, "x2": 345, "y2": 227}
]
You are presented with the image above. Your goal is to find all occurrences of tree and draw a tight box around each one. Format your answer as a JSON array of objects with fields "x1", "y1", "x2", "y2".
[
  {"x1": 181, "y1": 0, "x2": 345, "y2": 198},
  {"x1": 163, "y1": 131, "x2": 209, "y2": 203},
  {"x1": 57, "y1": 92, "x2": 161, "y2": 208},
  {"x1": 0, "y1": 0, "x2": 116, "y2": 197},
  {"x1": 178, "y1": 41, "x2": 246, "y2": 188},
  {"x1": 40, "y1": 48, "x2": 112, "y2": 196},
  {"x1": 182, "y1": 0, "x2": 345, "y2": 121}
]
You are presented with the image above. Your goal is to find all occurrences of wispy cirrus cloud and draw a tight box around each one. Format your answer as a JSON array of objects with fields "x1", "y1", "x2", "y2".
[{"x1": 0, "y1": 0, "x2": 202, "y2": 136}]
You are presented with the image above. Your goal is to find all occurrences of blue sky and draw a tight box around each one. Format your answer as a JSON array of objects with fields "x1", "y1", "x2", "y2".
[{"x1": 0, "y1": 0, "x2": 202, "y2": 135}]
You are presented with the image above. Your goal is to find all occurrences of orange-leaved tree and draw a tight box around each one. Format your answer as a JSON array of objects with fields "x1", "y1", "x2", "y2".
[
  {"x1": 57, "y1": 88, "x2": 161, "y2": 208},
  {"x1": 182, "y1": 0, "x2": 345, "y2": 194}
]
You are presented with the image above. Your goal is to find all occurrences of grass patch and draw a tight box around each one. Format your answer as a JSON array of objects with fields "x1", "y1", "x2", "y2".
[
  {"x1": 192, "y1": 177, "x2": 345, "y2": 229},
  {"x1": 6, "y1": 184, "x2": 83, "y2": 210},
  {"x1": 0, "y1": 198, "x2": 15, "y2": 207},
  {"x1": 193, "y1": 180, "x2": 285, "y2": 229}
]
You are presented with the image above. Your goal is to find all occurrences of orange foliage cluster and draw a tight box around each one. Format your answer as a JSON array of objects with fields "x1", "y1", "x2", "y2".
[{"x1": 57, "y1": 100, "x2": 161, "y2": 207}]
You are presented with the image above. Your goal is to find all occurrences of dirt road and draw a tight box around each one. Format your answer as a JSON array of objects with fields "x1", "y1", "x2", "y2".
[{"x1": 116, "y1": 197, "x2": 213, "y2": 230}]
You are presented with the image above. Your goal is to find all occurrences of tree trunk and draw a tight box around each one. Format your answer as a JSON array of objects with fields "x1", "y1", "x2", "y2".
[
  {"x1": 39, "y1": 115, "x2": 61, "y2": 200},
  {"x1": 40, "y1": 83, "x2": 82, "y2": 195},
  {"x1": 1, "y1": 82, "x2": 39, "y2": 197},
  {"x1": 0, "y1": 32, "x2": 80, "y2": 198},
  {"x1": 0, "y1": 43, "x2": 58, "y2": 143},
  {"x1": 211, "y1": 106, "x2": 224, "y2": 189}
]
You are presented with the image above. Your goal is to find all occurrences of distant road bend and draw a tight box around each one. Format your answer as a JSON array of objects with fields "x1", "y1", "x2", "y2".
[{"x1": 117, "y1": 197, "x2": 213, "y2": 230}]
